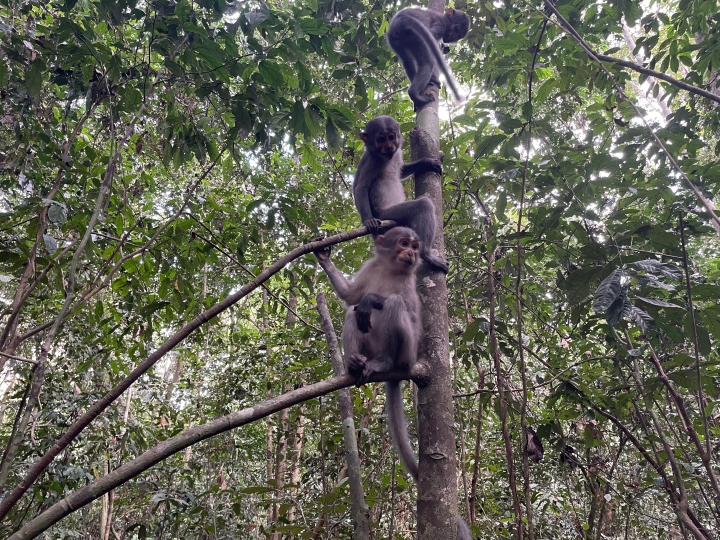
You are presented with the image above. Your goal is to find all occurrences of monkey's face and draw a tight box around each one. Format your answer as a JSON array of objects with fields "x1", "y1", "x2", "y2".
[
  {"x1": 443, "y1": 10, "x2": 470, "y2": 43},
  {"x1": 444, "y1": 23, "x2": 466, "y2": 43},
  {"x1": 371, "y1": 129, "x2": 401, "y2": 159},
  {"x1": 394, "y1": 236, "x2": 420, "y2": 268}
]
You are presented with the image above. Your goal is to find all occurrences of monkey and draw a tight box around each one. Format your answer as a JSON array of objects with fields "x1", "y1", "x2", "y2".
[
  {"x1": 386, "y1": 7, "x2": 470, "y2": 109},
  {"x1": 313, "y1": 227, "x2": 470, "y2": 539},
  {"x1": 353, "y1": 116, "x2": 449, "y2": 274},
  {"x1": 525, "y1": 427, "x2": 544, "y2": 463}
]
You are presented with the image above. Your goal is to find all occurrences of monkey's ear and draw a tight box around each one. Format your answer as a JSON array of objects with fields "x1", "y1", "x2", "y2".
[
  {"x1": 446, "y1": 7, "x2": 455, "y2": 16},
  {"x1": 359, "y1": 132, "x2": 368, "y2": 143},
  {"x1": 374, "y1": 234, "x2": 386, "y2": 246}
]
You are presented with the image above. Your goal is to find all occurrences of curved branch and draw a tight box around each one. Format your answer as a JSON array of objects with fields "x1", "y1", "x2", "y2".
[
  {"x1": 542, "y1": 0, "x2": 720, "y2": 233},
  {"x1": 595, "y1": 53, "x2": 720, "y2": 105},
  {"x1": 7, "y1": 364, "x2": 429, "y2": 540},
  {"x1": 0, "y1": 220, "x2": 398, "y2": 521}
]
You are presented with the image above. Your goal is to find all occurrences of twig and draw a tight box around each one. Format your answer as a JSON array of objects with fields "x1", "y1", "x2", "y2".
[{"x1": 0, "y1": 352, "x2": 37, "y2": 365}]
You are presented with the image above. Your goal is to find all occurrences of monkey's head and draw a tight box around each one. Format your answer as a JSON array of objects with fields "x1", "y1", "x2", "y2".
[
  {"x1": 375, "y1": 227, "x2": 421, "y2": 273},
  {"x1": 360, "y1": 116, "x2": 403, "y2": 160},
  {"x1": 443, "y1": 8, "x2": 470, "y2": 43}
]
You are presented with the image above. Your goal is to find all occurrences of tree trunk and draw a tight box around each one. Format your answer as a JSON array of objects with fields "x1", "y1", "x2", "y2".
[
  {"x1": 269, "y1": 388, "x2": 289, "y2": 540},
  {"x1": 317, "y1": 293, "x2": 371, "y2": 540},
  {"x1": 412, "y1": 2, "x2": 460, "y2": 537}
]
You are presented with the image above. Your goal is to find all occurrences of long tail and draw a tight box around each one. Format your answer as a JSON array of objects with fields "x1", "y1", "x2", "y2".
[
  {"x1": 405, "y1": 22, "x2": 465, "y2": 104},
  {"x1": 385, "y1": 382, "x2": 473, "y2": 539},
  {"x1": 385, "y1": 381, "x2": 419, "y2": 481}
]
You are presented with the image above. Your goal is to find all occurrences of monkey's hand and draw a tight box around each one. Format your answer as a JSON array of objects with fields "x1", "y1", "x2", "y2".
[
  {"x1": 354, "y1": 293, "x2": 385, "y2": 333},
  {"x1": 427, "y1": 158, "x2": 443, "y2": 175},
  {"x1": 363, "y1": 218, "x2": 382, "y2": 236},
  {"x1": 347, "y1": 354, "x2": 367, "y2": 383},
  {"x1": 313, "y1": 244, "x2": 331, "y2": 263}
]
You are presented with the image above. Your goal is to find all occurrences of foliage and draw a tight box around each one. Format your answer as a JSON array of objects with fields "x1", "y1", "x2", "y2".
[{"x1": 2, "y1": 0, "x2": 720, "y2": 538}]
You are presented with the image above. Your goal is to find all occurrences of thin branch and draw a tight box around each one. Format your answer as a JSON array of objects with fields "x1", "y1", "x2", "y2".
[
  {"x1": 594, "y1": 53, "x2": 720, "y2": 105},
  {"x1": 542, "y1": 0, "x2": 720, "y2": 233},
  {"x1": 0, "y1": 220, "x2": 398, "y2": 520},
  {"x1": 679, "y1": 213, "x2": 712, "y2": 457},
  {"x1": 7, "y1": 365, "x2": 429, "y2": 540},
  {"x1": 187, "y1": 216, "x2": 322, "y2": 333},
  {"x1": 0, "y1": 352, "x2": 37, "y2": 365}
]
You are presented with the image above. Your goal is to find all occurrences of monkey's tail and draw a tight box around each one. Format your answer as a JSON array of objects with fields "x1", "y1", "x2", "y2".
[
  {"x1": 385, "y1": 381, "x2": 419, "y2": 482},
  {"x1": 405, "y1": 23, "x2": 465, "y2": 104},
  {"x1": 386, "y1": 381, "x2": 473, "y2": 540}
]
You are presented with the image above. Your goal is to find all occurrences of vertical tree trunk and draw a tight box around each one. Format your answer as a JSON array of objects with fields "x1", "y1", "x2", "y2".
[
  {"x1": 317, "y1": 293, "x2": 371, "y2": 540},
  {"x1": 411, "y1": 2, "x2": 459, "y2": 538},
  {"x1": 269, "y1": 389, "x2": 289, "y2": 540},
  {"x1": 286, "y1": 412, "x2": 304, "y2": 526},
  {"x1": 270, "y1": 296, "x2": 298, "y2": 539}
]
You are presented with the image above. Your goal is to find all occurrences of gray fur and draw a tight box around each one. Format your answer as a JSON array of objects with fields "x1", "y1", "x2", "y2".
[
  {"x1": 353, "y1": 116, "x2": 449, "y2": 274},
  {"x1": 387, "y1": 7, "x2": 470, "y2": 107},
  {"x1": 314, "y1": 227, "x2": 470, "y2": 539}
]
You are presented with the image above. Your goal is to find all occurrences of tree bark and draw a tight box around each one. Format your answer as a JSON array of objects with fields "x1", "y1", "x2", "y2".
[
  {"x1": 317, "y1": 293, "x2": 371, "y2": 540},
  {"x1": 411, "y1": 2, "x2": 459, "y2": 538}
]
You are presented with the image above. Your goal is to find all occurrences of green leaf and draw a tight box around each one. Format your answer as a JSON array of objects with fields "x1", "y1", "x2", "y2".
[
  {"x1": 592, "y1": 269, "x2": 624, "y2": 313},
  {"x1": 47, "y1": 203, "x2": 68, "y2": 225},
  {"x1": 635, "y1": 296, "x2": 683, "y2": 308},
  {"x1": 475, "y1": 134, "x2": 506, "y2": 157},
  {"x1": 25, "y1": 61, "x2": 44, "y2": 96},
  {"x1": 325, "y1": 119, "x2": 342, "y2": 152},
  {"x1": 0, "y1": 62, "x2": 8, "y2": 87},
  {"x1": 259, "y1": 61, "x2": 284, "y2": 87},
  {"x1": 566, "y1": 267, "x2": 603, "y2": 306},
  {"x1": 43, "y1": 234, "x2": 57, "y2": 255}
]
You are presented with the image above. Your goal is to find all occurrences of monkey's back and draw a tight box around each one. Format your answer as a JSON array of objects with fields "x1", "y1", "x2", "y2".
[{"x1": 387, "y1": 8, "x2": 446, "y2": 44}]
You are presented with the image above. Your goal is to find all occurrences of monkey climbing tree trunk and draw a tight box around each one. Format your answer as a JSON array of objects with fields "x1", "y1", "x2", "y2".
[{"x1": 411, "y1": 1, "x2": 460, "y2": 538}]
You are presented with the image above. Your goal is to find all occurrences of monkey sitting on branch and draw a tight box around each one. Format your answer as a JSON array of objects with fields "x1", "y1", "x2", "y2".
[
  {"x1": 353, "y1": 115, "x2": 449, "y2": 274},
  {"x1": 387, "y1": 6, "x2": 470, "y2": 109},
  {"x1": 313, "y1": 226, "x2": 471, "y2": 539}
]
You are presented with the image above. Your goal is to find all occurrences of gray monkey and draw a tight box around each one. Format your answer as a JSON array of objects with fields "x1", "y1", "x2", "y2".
[
  {"x1": 353, "y1": 116, "x2": 449, "y2": 274},
  {"x1": 314, "y1": 227, "x2": 471, "y2": 539}
]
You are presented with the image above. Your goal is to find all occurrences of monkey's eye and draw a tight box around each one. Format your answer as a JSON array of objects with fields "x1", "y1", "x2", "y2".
[
  {"x1": 412, "y1": 243, "x2": 419, "y2": 250},
  {"x1": 388, "y1": 134, "x2": 395, "y2": 141},
  {"x1": 377, "y1": 136, "x2": 386, "y2": 144},
  {"x1": 401, "y1": 240, "x2": 409, "y2": 247}
]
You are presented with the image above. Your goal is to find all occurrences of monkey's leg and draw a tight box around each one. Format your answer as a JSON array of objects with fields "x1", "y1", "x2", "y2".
[
  {"x1": 391, "y1": 35, "x2": 435, "y2": 108},
  {"x1": 354, "y1": 295, "x2": 415, "y2": 385},
  {"x1": 342, "y1": 310, "x2": 370, "y2": 381},
  {"x1": 379, "y1": 199, "x2": 449, "y2": 274}
]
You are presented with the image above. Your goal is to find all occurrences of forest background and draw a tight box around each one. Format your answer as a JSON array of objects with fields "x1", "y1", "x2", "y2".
[{"x1": 2, "y1": 0, "x2": 720, "y2": 538}]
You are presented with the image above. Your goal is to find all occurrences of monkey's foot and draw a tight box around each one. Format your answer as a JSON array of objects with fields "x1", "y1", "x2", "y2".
[
  {"x1": 347, "y1": 354, "x2": 368, "y2": 384},
  {"x1": 412, "y1": 99, "x2": 436, "y2": 112},
  {"x1": 422, "y1": 252, "x2": 449, "y2": 274}
]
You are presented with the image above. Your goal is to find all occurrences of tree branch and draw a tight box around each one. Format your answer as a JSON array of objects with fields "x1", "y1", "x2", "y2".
[
  {"x1": 0, "y1": 221, "x2": 398, "y2": 521},
  {"x1": 542, "y1": 0, "x2": 720, "y2": 233},
  {"x1": 7, "y1": 365, "x2": 429, "y2": 540},
  {"x1": 594, "y1": 53, "x2": 720, "y2": 105}
]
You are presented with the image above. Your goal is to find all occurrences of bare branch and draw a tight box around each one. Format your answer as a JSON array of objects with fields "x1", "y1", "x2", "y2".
[
  {"x1": 0, "y1": 221, "x2": 397, "y2": 520},
  {"x1": 7, "y1": 365, "x2": 429, "y2": 540}
]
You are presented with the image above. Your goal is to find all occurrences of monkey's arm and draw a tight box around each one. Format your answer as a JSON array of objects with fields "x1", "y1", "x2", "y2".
[
  {"x1": 354, "y1": 293, "x2": 386, "y2": 333},
  {"x1": 353, "y1": 181, "x2": 382, "y2": 234},
  {"x1": 400, "y1": 158, "x2": 442, "y2": 178},
  {"x1": 315, "y1": 250, "x2": 354, "y2": 302}
]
